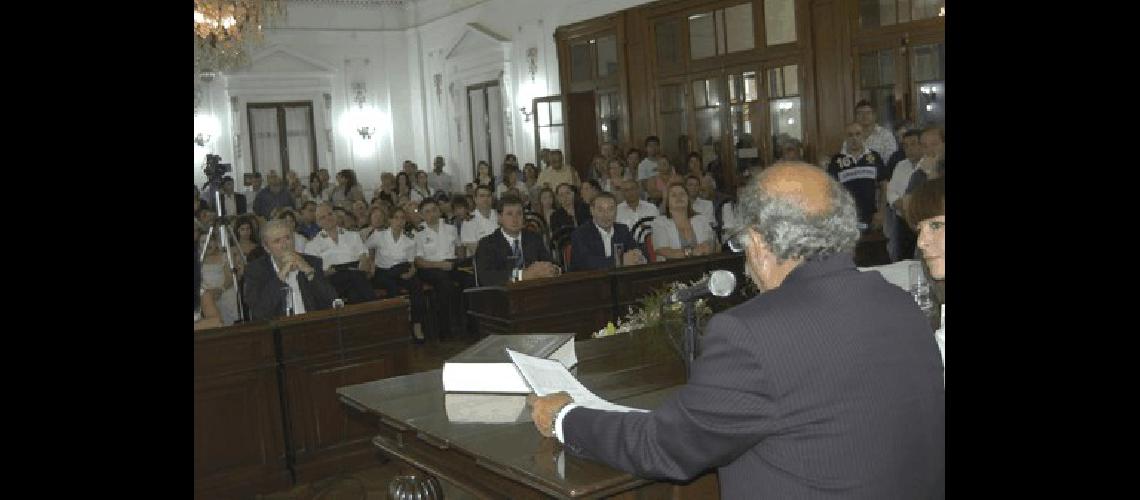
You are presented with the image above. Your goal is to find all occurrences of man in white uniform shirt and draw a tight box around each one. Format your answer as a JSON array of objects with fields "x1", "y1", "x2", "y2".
[
  {"x1": 414, "y1": 198, "x2": 468, "y2": 339},
  {"x1": 636, "y1": 136, "x2": 663, "y2": 184},
  {"x1": 428, "y1": 156, "x2": 454, "y2": 194},
  {"x1": 303, "y1": 203, "x2": 376, "y2": 304},
  {"x1": 460, "y1": 185, "x2": 499, "y2": 253},
  {"x1": 615, "y1": 179, "x2": 659, "y2": 236},
  {"x1": 855, "y1": 100, "x2": 898, "y2": 161}
]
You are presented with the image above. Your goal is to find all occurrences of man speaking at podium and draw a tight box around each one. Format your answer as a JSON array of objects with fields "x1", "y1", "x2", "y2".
[{"x1": 529, "y1": 162, "x2": 944, "y2": 499}]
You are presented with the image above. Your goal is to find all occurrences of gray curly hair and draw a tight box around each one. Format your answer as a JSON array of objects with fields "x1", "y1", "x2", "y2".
[{"x1": 735, "y1": 165, "x2": 860, "y2": 262}]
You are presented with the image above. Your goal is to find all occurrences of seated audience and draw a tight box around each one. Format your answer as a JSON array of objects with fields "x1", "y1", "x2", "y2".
[
  {"x1": 359, "y1": 205, "x2": 388, "y2": 242},
  {"x1": 636, "y1": 136, "x2": 662, "y2": 183},
  {"x1": 650, "y1": 182, "x2": 717, "y2": 260},
  {"x1": 684, "y1": 175, "x2": 716, "y2": 224},
  {"x1": 297, "y1": 201, "x2": 320, "y2": 239},
  {"x1": 536, "y1": 149, "x2": 579, "y2": 190},
  {"x1": 826, "y1": 123, "x2": 888, "y2": 233},
  {"x1": 212, "y1": 176, "x2": 248, "y2": 216},
  {"x1": 410, "y1": 170, "x2": 437, "y2": 203},
  {"x1": 244, "y1": 219, "x2": 339, "y2": 321},
  {"x1": 600, "y1": 157, "x2": 626, "y2": 194},
  {"x1": 615, "y1": 179, "x2": 659, "y2": 231},
  {"x1": 303, "y1": 203, "x2": 376, "y2": 304},
  {"x1": 196, "y1": 206, "x2": 217, "y2": 234},
  {"x1": 460, "y1": 185, "x2": 499, "y2": 253},
  {"x1": 685, "y1": 152, "x2": 717, "y2": 190},
  {"x1": 199, "y1": 224, "x2": 244, "y2": 326},
  {"x1": 305, "y1": 171, "x2": 330, "y2": 203},
  {"x1": 580, "y1": 179, "x2": 602, "y2": 206},
  {"x1": 350, "y1": 200, "x2": 370, "y2": 231},
  {"x1": 364, "y1": 206, "x2": 427, "y2": 342},
  {"x1": 474, "y1": 161, "x2": 495, "y2": 188},
  {"x1": 886, "y1": 129, "x2": 924, "y2": 261},
  {"x1": 523, "y1": 163, "x2": 541, "y2": 202},
  {"x1": 550, "y1": 183, "x2": 592, "y2": 234},
  {"x1": 533, "y1": 187, "x2": 557, "y2": 230},
  {"x1": 645, "y1": 157, "x2": 681, "y2": 203},
  {"x1": 474, "y1": 195, "x2": 559, "y2": 286},
  {"x1": 234, "y1": 214, "x2": 264, "y2": 263},
  {"x1": 428, "y1": 156, "x2": 454, "y2": 194},
  {"x1": 905, "y1": 177, "x2": 946, "y2": 342},
  {"x1": 496, "y1": 166, "x2": 528, "y2": 201},
  {"x1": 330, "y1": 169, "x2": 364, "y2": 209},
  {"x1": 569, "y1": 193, "x2": 645, "y2": 272},
  {"x1": 253, "y1": 172, "x2": 296, "y2": 219},
  {"x1": 414, "y1": 199, "x2": 467, "y2": 339},
  {"x1": 271, "y1": 207, "x2": 308, "y2": 252}
]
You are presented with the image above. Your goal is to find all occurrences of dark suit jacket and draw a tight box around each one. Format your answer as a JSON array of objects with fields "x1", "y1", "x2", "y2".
[
  {"x1": 210, "y1": 193, "x2": 247, "y2": 217},
  {"x1": 568, "y1": 222, "x2": 638, "y2": 272},
  {"x1": 242, "y1": 253, "x2": 338, "y2": 321},
  {"x1": 549, "y1": 203, "x2": 592, "y2": 234},
  {"x1": 473, "y1": 228, "x2": 552, "y2": 287},
  {"x1": 562, "y1": 254, "x2": 944, "y2": 499}
]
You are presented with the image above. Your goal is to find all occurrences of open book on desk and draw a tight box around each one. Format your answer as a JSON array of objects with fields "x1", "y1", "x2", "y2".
[{"x1": 506, "y1": 349, "x2": 649, "y2": 413}]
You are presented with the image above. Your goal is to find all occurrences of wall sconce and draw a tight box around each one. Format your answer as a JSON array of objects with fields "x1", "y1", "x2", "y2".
[
  {"x1": 526, "y1": 47, "x2": 538, "y2": 82},
  {"x1": 519, "y1": 107, "x2": 533, "y2": 122},
  {"x1": 352, "y1": 83, "x2": 375, "y2": 140},
  {"x1": 194, "y1": 132, "x2": 212, "y2": 147}
]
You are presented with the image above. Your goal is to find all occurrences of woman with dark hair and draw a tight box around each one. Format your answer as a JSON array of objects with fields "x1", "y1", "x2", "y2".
[
  {"x1": 549, "y1": 183, "x2": 591, "y2": 234},
  {"x1": 686, "y1": 152, "x2": 717, "y2": 190},
  {"x1": 904, "y1": 176, "x2": 945, "y2": 372},
  {"x1": 474, "y1": 161, "x2": 495, "y2": 189},
  {"x1": 331, "y1": 169, "x2": 364, "y2": 209},
  {"x1": 523, "y1": 163, "x2": 541, "y2": 203},
  {"x1": 534, "y1": 187, "x2": 557, "y2": 229},
  {"x1": 650, "y1": 182, "x2": 716, "y2": 260},
  {"x1": 410, "y1": 170, "x2": 436, "y2": 203},
  {"x1": 364, "y1": 206, "x2": 427, "y2": 342},
  {"x1": 234, "y1": 214, "x2": 265, "y2": 263},
  {"x1": 395, "y1": 171, "x2": 413, "y2": 199},
  {"x1": 306, "y1": 171, "x2": 329, "y2": 203}
]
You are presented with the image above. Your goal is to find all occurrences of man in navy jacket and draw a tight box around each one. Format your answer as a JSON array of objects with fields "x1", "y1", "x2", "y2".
[
  {"x1": 530, "y1": 163, "x2": 944, "y2": 499},
  {"x1": 568, "y1": 193, "x2": 645, "y2": 272}
]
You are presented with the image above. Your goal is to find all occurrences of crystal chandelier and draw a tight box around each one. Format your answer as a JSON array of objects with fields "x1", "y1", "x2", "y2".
[{"x1": 193, "y1": 0, "x2": 286, "y2": 72}]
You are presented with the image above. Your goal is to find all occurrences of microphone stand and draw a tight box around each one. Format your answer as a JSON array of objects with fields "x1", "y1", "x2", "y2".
[{"x1": 682, "y1": 300, "x2": 698, "y2": 379}]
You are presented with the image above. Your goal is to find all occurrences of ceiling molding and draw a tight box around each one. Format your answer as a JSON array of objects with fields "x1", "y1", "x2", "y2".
[{"x1": 287, "y1": 0, "x2": 412, "y2": 8}]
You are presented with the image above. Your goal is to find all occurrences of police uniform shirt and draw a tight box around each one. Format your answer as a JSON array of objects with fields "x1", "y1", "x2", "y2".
[
  {"x1": 303, "y1": 227, "x2": 367, "y2": 270},
  {"x1": 461, "y1": 209, "x2": 499, "y2": 245},
  {"x1": 827, "y1": 147, "x2": 888, "y2": 227},
  {"x1": 365, "y1": 228, "x2": 416, "y2": 270},
  {"x1": 416, "y1": 220, "x2": 458, "y2": 261}
]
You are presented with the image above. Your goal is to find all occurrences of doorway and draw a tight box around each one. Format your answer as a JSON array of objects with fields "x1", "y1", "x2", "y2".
[{"x1": 466, "y1": 81, "x2": 506, "y2": 180}]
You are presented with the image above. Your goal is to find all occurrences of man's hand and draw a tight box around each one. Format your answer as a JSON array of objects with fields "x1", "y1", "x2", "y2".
[
  {"x1": 523, "y1": 261, "x2": 560, "y2": 280},
  {"x1": 277, "y1": 253, "x2": 299, "y2": 282},
  {"x1": 401, "y1": 264, "x2": 416, "y2": 280},
  {"x1": 622, "y1": 249, "x2": 645, "y2": 266},
  {"x1": 527, "y1": 392, "x2": 574, "y2": 438}
]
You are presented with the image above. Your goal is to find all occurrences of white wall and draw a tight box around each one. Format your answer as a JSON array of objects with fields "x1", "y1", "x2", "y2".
[{"x1": 194, "y1": 0, "x2": 654, "y2": 193}]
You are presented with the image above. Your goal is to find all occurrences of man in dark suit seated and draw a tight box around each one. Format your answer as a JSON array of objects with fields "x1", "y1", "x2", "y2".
[
  {"x1": 529, "y1": 162, "x2": 944, "y2": 499},
  {"x1": 210, "y1": 176, "x2": 248, "y2": 216},
  {"x1": 243, "y1": 219, "x2": 339, "y2": 321},
  {"x1": 473, "y1": 195, "x2": 560, "y2": 287},
  {"x1": 568, "y1": 192, "x2": 646, "y2": 272}
]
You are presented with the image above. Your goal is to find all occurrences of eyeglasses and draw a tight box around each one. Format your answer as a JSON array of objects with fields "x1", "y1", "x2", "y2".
[{"x1": 725, "y1": 228, "x2": 750, "y2": 253}]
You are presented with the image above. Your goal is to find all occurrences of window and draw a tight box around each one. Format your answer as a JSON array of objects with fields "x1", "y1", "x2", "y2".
[
  {"x1": 657, "y1": 83, "x2": 689, "y2": 164},
  {"x1": 764, "y1": 0, "x2": 797, "y2": 46},
  {"x1": 534, "y1": 97, "x2": 565, "y2": 162},
  {"x1": 729, "y1": 70, "x2": 760, "y2": 165},
  {"x1": 692, "y1": 77, "x2": 725, "y2": 162},
  {"x1": 596, "y1": 35, "x2": 618, "y2": 78},
  {"x1": 912, "y1": 43, "x2": 944, "y2": 127},
  {"x1": 655, "y1": 19, "x2": 683, "y2": 72},
  {"x1": 571, "y1": 42, "x2": 593, "y2": 83},
  {"x1": 598, "y1": 90, "x2": 622, "y2": 146},
  {"x1": 859, "y1": 0, "x2": 944, "y2": 29},
  {"x1": 857, "y1": 48, "x2": 898, "y2": 132},
  {"x1": 767, "y1": 65, "x2": 802, "y2": 161},
  {"x1": 247, "y1": 102, "x2": 318, "y2": 177},
  {"x1": 688, "y1": 3, "x2": 754, "y2": 61}
]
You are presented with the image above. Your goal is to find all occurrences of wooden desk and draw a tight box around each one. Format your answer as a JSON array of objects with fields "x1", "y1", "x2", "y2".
[
  {"x1": 276, "y1": 298, "x2": 413, "y2": 482},
  {"x1": 194, "y1": 298, "x2": 415, "y2": 498},
  {"x1": 194, "y1": 321, "x2": 290, "y2": 498},
  {"x1": 338, "y1": 334, "x2": 719, "y2": 499},
  {"x1": 466, "y1": 254, "x2": 746, "y2": 341}
]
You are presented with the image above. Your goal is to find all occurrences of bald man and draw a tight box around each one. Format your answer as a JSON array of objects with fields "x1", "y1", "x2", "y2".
[{"x1": 529, "y1": 163, "x2": 944, "y2": 499}]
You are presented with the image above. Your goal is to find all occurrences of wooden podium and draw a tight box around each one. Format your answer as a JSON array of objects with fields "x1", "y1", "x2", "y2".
[
  {"x1": 338, "y1": 334, "x2": 720, "y2": 499},
  {"x1": 464, "y1": 253, "x2": 746, "y2": 340}
]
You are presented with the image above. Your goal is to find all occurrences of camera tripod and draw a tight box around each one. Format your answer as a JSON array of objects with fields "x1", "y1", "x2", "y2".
[{"x1": 198, "y1": 182, "x2": 245, "y2": 322}]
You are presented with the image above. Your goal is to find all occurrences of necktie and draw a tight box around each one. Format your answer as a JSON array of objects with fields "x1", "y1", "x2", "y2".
[{"x1": 512, "y1": 237, "x2": 524, "y2": 269}]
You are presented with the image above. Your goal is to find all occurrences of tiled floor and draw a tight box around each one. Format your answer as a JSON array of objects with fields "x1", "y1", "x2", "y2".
[{"x1": 257, "y1": 338, "x2": 478, "y2": 500}]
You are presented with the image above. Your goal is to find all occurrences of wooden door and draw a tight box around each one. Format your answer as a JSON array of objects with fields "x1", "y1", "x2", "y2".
[{"x1": 566, "y1": 91, "x2": 598, "y2": 180}]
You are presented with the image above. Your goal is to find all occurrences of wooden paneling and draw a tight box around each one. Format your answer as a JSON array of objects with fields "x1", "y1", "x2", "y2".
[
  {"x1": 810, "y1": 0, "x2": 853, "y2": 159},
  {"x1": 276, "y1": 298, "x2": 412, "y2": 482},
  {"x1": 194, "y1": 322, "x2": 290, "y2": 499}
]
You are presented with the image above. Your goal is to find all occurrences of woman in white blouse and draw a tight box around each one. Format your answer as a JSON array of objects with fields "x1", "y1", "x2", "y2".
[
  {"x1": 410, "y1": 171, "x2": 436, "y2": 203},
  {"x1": 364, "y1": 206, "x2": 427, "y2": 342},
  {"x1": 650, "y1": 182, "x2": 717, "y2": 261}
]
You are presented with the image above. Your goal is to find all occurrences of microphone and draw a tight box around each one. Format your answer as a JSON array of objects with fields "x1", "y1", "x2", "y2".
[{"x1": 664, "y1": 270, "x2": 737, "y2": 304}]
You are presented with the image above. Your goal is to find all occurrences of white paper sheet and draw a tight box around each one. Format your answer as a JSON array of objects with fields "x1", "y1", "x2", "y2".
[{"x1": 507, "y1": 349, "x2": 649, "y2": 413}]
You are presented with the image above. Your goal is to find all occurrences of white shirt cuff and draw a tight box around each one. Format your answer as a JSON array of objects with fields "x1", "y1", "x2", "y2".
[{"x1": 553, "y1": 403, "x2": 580, "y2": 444}]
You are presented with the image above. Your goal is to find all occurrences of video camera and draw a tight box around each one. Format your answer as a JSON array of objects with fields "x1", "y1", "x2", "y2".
[{"x1": 203, "y1": 154, "x2": 232, "y2": 187}]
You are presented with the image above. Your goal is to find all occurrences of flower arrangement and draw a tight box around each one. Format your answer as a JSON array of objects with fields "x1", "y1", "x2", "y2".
[{"x1": 594, "y1": 273, "x2": 727, "y2": 362}]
